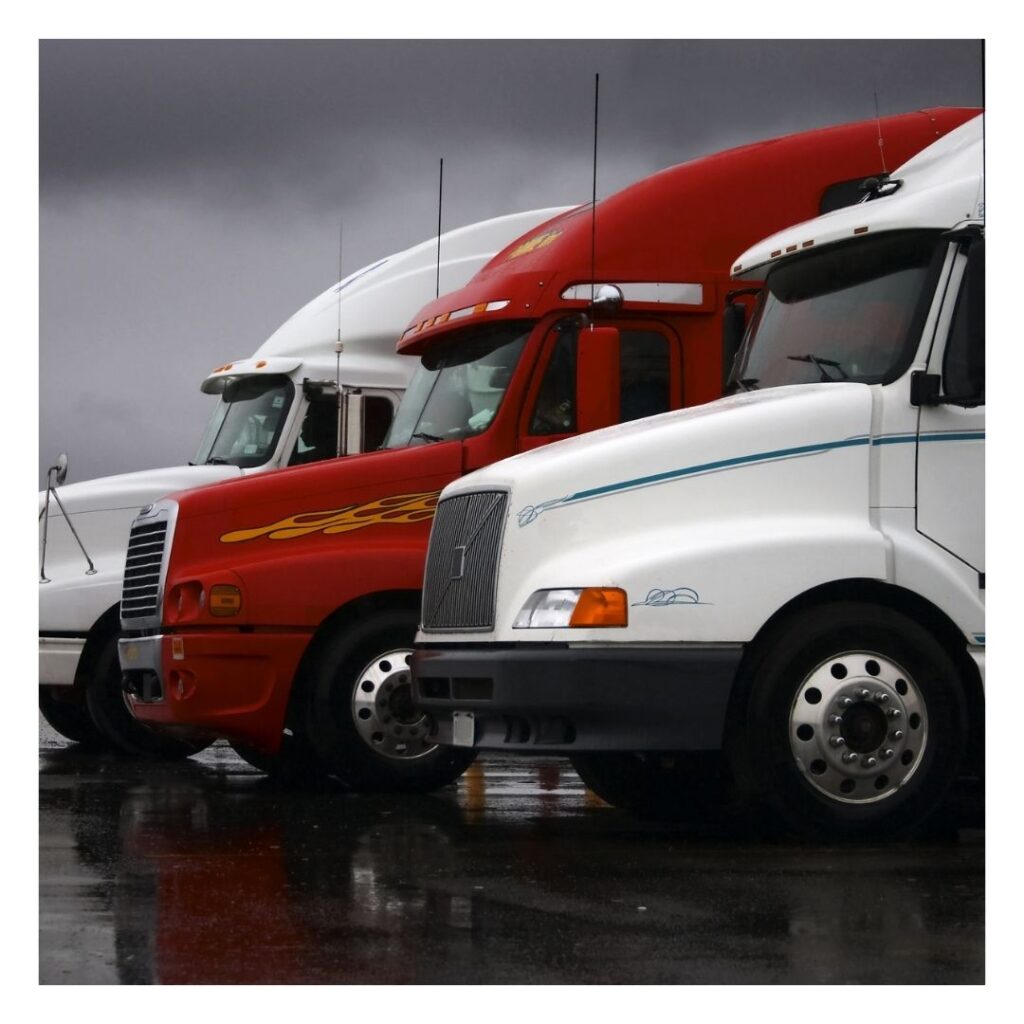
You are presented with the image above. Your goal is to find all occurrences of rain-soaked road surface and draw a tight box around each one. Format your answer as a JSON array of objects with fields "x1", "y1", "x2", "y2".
[{"x1": 40, "y1": 721, "x2": 983, "y2": 984}]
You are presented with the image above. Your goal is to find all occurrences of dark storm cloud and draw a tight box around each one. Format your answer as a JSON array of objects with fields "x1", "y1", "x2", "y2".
[
  {"x1": 39, "y1": 39, "x2": 982, "y2": 485},
  {"x1": 40, "y1": 39, "x2": 982, "y2": 194}
]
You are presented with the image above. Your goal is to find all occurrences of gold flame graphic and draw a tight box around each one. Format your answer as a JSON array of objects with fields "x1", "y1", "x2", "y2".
[{"x1": 220, "y1": 491, "x2": 440, "y2": 543}]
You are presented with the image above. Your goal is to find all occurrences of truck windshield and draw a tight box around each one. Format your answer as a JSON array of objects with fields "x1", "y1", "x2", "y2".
[
  {"x1": 735, "y1": 231, "x2": 942, "y2": 390},
  {"x1": 383, "y1": 322, "x2": 531, "y2": 448},
  {"x1": 193, "y1": 375, "x2": 295, "y2": 468}
]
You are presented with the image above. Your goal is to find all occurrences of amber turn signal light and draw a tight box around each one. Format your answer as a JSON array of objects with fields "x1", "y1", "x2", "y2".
[
  {"x1": 209, "y1": 584, "x2": 242, "y2": 617},
  {"x1": 569, "y1": 588, "x2": 628, "y2": 627}
]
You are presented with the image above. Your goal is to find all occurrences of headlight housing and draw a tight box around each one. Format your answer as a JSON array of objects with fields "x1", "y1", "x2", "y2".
[{"x1": 513, "y1": 587, "x2": 627, "y2": 628}]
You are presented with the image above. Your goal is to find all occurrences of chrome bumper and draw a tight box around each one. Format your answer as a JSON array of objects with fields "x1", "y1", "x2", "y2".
[{"x1": 118, "y1": 635, "x2": 166, "y2": 702}]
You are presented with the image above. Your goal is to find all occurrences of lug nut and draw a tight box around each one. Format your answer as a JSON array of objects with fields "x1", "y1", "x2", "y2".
[
  {"x1": 838, "y1": 697, "x2": 854, "y2": 708},
  {"x1": 829, "y1": 736, "x2": 846, "y2": 748},
  {"x1": 828, "y1": 714, "x2": 843, "y2": 726},
  {"x1": 888, "y1": 708, "x2": 902, "y2": 719},
  {"x1": 863, "y1": 756, "x2": 878, "y2": 768},
  {"x1": 842, "y1": 751, "x2": 859, "y2": 764},
  {"x1": 881, "y1": 748, "x2": 895, "y2": 759},
  {"x1": 873, "y1": 692, "x2": 889, "y2": 704},
  {"x1": 858, "y1": 688, "x2": 871, "y2": 699},
  {"x1": 892, "y1": 730, "x2": 904, "y2": 741}
]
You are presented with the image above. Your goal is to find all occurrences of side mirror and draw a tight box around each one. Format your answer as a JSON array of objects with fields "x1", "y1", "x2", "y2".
[
  {"x1": 722, "y1": 303, "x2": 747, "y2": 389},
  {"x1": 344, "y1": 391, "x2": 364, "y2": 455},
  {"x1": 50, "y1": 452, "x2": 69, "y2": 487},
  {"x1": 576, "y1": 326, "x2": 620, "y2": 434}
]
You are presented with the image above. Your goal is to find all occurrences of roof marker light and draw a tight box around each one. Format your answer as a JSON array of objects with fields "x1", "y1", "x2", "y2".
[
  {"x1": 854, "y1": 227, "x2": 869, "y2": 235},
  {"x1": 255, "y1": 360, "x2": 267, "y2": 368},
  {"x1": 802, "y1": 240, "x2": 814, "y2": 248}
]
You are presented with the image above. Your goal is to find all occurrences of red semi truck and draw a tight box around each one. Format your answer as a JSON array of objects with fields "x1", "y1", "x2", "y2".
[{"x1": 118, "y1": 109, "x2": 977, "y2": 790}]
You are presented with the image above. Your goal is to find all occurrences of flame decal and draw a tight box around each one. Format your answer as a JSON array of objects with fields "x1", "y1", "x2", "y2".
[
  {"x1": 220, "y1": 491, "x2": 441, "y2": 543},
  {"x1": 504, "y1": 229, "x2": 561, "y2": 261}
]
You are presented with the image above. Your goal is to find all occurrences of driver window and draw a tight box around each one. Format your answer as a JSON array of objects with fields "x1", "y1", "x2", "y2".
[
  {"x1": 530, "y1": 331, "x2": 577, "y2": 435},
  {"x1": 942, "y1": 241, "x2": 984, "y2": 404},
  {"x1": 289, "y1": 400, "x2": 338, "y2": 465},
  {"x1": 530, "y1": 328, "x2": 672, "y2": 435}
]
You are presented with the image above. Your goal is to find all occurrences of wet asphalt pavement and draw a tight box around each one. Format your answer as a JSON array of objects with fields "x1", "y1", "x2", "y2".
[{"x1": 39, "y1": 720, "x2": 984, "y2": 984}]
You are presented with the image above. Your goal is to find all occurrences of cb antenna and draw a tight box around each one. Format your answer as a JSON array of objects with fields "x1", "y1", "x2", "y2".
[
  {"x1": 336, "y1": 217, "x2": 344, "y2": 457},
  {"x1": 590, "y1": 72, "x2": 599, "y2": 314},
  {"x1": 436, "y1": 157, "x2": 444, "y2": 299},
  {"x1": 873, "y1": 87, "x2": 887, "y2": 175}
]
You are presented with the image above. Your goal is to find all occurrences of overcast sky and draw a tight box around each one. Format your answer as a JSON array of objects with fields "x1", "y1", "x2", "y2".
[{"x1": 38, "y1": 39, "x2": 983, "y2": 486}]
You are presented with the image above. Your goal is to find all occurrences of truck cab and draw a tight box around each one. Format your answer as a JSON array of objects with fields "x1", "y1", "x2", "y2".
[
  {"x1": 412, "y1": 114, "x2": 984, "y2": 839},
  {"x1": 40, "y1": 207, "x2": 565, "y2": 755},
  {"x1": 117, "y1": 109, "x2": 979, "y2": 792}
]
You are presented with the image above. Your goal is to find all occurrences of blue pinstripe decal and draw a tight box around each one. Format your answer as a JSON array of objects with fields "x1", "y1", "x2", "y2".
[{"x1": 516, "y1": 429, "x2": 985, "y2": 527}]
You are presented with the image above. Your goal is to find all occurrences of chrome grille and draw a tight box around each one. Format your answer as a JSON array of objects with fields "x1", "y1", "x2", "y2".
[
  {"x1": 120, "y1": 520, "x2": 168, "y2": 621},
  {"x1": 422, "y1": 491, "x2": 508, "y2": 631}
]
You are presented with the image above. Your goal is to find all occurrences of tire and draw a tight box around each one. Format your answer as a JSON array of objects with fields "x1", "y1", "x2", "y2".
[
  {"x1": 85, "y1": 634, "x2": 212, "y2": 759},
  {"x1": 39, "y1": 686, "x2": 109, "y2": 747},
  {"x1": 230, "y1": 737, "x2": 329, "y2": 785},
  {"x1": 303, "y1": 609, "x2": 477, "y2": 792},
  {"x1": 728, "y1": 602, "x2": 967, "y2": 840},
  {"x1": 570, "y1": 751, "x2": 735, "y2": 823}
]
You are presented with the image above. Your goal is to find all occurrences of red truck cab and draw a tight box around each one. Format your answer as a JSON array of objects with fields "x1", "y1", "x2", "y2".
[{"x1": 118, "y1": 109, "x2": 977, "y2": 790}]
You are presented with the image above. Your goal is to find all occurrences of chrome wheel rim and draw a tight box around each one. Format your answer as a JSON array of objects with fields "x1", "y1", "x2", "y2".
[
  {"x1": 350, "y1": 648, "x2": 436, "y2": 761},
  {"x1": 789, "y1": 650, "x2": 928, "y2": 804}
]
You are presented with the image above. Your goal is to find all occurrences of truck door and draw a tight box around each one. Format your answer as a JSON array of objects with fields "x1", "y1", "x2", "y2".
[
  {"x1": 518, "y1": 322, "x2": 680, "y2": 452},
  {"x1": 915, "y1": 237, "x2": 985, "y2": 573}
]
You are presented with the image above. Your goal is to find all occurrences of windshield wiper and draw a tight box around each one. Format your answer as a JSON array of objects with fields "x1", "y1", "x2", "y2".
[
  {"x1": 411, "y1": 431, "x2": 444, "y2": 443},
  {"x1": 205, "y1": 456, "x2": 230, "y2": 465},
  {"x1": 736, "y1": 377, "x2": 760, "y2": 391},
  {"x1": 787, "y1": 353, "x2": 847, "y2": 382}
]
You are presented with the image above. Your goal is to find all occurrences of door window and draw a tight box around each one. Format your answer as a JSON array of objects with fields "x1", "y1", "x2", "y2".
[{"x1": 528, "y1": 327, "x2": 672, "y2": 435}]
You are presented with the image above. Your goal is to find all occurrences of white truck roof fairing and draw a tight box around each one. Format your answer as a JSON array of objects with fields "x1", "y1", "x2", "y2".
[
  {"x1": 733, "y1": 114, "x2": 984, "y2": 278},
  {"x1": 201, "y1": 207, "x2": 572, "y2": 393}
]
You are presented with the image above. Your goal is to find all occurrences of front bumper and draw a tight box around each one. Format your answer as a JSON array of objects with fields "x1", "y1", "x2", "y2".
[
  {"x1": 118, "y1": 630, "x2": 311, "y2": 752},
  {"x1": 412, "y1": 642, "x2": 743, "y2": 752}
]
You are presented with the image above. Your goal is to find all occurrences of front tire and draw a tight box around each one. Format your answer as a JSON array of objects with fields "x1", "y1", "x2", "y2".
[
  {"x1": 303, "y1": 609, "x2": 476, "y2": 792},
  {"x1": 85, "y1": 635, "x2": 212, "y2": 759},
  {"x1": 570, "y1": 751, "x2": 734, "y2": 823},
  {"x1": 39, "y1": 686, "x2": 108, "y2": 747},
  {"x1": 729, "y1": 602, "x2": 967, "y2": 840}
]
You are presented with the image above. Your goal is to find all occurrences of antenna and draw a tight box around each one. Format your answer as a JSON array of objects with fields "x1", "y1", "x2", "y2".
[
  {"x1": 873, "y1": 87, "x2": 887, "y2": 175},
  {"x1": 342, "y1": 222, "x2": 350, "y2": 458},
  {"x1": 436, "y1": 157, "x2": 444, "y2": 299},
  {"x1": 590, "y1": 73, "x2": 599, "y2": 313}
]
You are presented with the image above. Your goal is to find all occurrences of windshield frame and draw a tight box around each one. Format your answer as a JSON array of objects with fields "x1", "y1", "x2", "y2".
[
  {"x1": 193, "y1": 373, "x2": 296, "y2": 468},
  {"x1": 732, "y1": 230, "x2": 946, "y2": 393},
  {"x1": 382, "y1": 320, "x2": 533, "y2": 450}
]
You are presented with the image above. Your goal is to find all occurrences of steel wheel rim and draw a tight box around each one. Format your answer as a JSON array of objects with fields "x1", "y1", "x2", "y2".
[
  {"x1": 350, "y1": 648, "x2": 436, "y2": 761},
  {"x1": 789, "y1": 650, "x2": 928, "y2": 804}
]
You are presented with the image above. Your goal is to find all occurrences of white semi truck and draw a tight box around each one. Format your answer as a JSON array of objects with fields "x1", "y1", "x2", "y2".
[
  {"x1": 412, "y1": 116, "x2": 984, "y2": 840},
  {"x1": 39, "y1": 207, "x2": 569, "y2": 756}
]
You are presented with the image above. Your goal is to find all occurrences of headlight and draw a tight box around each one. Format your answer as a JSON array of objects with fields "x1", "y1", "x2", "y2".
[{"x1": 513, "y1": 587, "x2": 627, "y2": 628}]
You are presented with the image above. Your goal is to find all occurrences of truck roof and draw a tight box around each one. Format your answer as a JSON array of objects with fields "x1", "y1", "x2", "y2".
[
  {"x1": 398, "y1": 108, "x2": 980, "y2": 355},
  {"x1": 733, "y1": 114, "x2": 984, "y2": 278},
  {"x1": 200, "y1": 207, "x2": 571, "y2": 393}
]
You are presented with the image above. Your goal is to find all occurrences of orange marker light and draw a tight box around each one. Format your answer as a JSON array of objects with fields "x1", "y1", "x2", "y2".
[
  {"x1": 209, "y1": 584, "x2": 242, "y2": 617},
  {"x1": 255, "y1": 359, "x2": 267, "y2": 368},
  {"x1": 569, "y1": 588, "x2": 628, "y2": 628}
]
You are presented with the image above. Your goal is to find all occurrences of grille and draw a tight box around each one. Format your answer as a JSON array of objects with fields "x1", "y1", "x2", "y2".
[
  {"x1": 121, "y1": 520, "x2": 168, "y2": 621},
  {"x1": 422, "y1": 491, "x2": 508, "y2": 631}
]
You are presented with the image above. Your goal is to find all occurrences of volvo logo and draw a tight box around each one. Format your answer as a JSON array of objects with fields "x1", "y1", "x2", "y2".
[{"x1": 451, "y1": 545, "x2": 467, "y2": 581}]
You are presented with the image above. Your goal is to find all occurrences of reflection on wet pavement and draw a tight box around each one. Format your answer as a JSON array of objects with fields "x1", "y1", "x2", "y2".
[{"x1": 39, "y1": 733, "x2": 984, "y2": 984}]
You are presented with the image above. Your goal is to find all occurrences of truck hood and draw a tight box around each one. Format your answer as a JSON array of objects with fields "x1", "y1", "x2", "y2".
[
  {"x1": 449, "y1": 383, "x2": 877, "y2": 527},
  {"x1": 38, "y1": 464, "x2": 240, "y2": 519}
]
